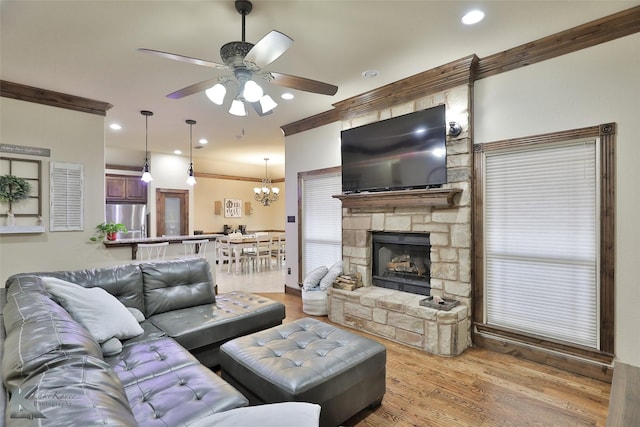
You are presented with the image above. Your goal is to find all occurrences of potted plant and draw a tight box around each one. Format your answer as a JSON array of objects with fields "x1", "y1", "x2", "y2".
[
  {"x1": 0, "y1": 175, "x2": 32, "y2": 226},
  {"x1": 90, "y1": 222, "x2": 128, "y2": 241}
]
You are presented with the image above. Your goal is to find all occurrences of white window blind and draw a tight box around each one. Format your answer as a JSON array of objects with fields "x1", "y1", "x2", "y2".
[
  {"x1": 50, "y1": 162, "x2": 84, "y2": 231},
  {"x1": 302, "y1": 172, "x2": 342, "y2": 276},
  {"x1": 484, "y1": 140, "x2": 598, "y2": 348}
]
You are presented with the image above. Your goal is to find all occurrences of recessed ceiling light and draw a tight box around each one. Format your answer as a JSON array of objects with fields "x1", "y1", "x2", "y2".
[
  {"x1": 174, "y1": 150, "x2": 182, "y2": 155},
  {"x1": 362, "y1": 70, "x2": 379, "y2": 79},
  {"x1": 109, "y1": 123, "x2": 122, "y2": 130},
  {"x1": 462, "y1": 9, "x2": 485, "y2": 25},
  {"x1": 198, "y1": 138, "x2": 208, "y2": 145},
  {"x1": 281, "y1": 92, "x2": 294, "y2": 100}
]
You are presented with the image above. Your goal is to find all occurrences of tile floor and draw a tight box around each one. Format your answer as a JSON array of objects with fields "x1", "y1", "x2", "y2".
[{"x1": 214, "y1": 260, "x2": 286, "y2": 294}]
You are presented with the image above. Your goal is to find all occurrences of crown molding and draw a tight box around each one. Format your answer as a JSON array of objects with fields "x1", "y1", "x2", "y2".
[{"x1": 1, "y1": 80, "x2": 112, "y2": 116}]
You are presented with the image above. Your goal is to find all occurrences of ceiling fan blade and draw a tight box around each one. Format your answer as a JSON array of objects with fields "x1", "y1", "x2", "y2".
[
  {"x1": 244, "y1": 31, "x2": 293, "y2": 69},
  {"x1": 250, "y1": 101, "x2": 273, "y2": 116},
  {"x1": 138, "y1": 48, "x2": 226, "y2": 69},
  {"x1": 270, "y1": 72, "x2": 338, "y2": 96},
  {"x1": 167, "y1": 78, "x2": 220, "y2": 99}
]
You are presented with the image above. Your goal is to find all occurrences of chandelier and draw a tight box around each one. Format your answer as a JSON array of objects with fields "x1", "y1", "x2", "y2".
[{"x1": 253, "y1": 158, "x2": 280, "y2": 206}]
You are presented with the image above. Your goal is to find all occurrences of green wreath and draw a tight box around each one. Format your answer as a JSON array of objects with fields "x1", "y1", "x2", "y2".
[{"x1": 0, "y1": 175, "x2": 32, "y2": 204}]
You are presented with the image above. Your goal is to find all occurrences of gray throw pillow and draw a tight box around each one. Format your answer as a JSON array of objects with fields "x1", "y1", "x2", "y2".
[
  {"x1": 302, "y1": 266, "x2": 329, "y2": 290},
  {"x1": 42, "y1": 276, "x2": 144, "y2": 343},
  {"x1": 100, "y1": 337, "x2": 123, "y2": 356},
  {"x1": 127, "y1": 307, "x2": 145, "y2": 323},
  {"x1": 319, "y1": 260, "x2": 343, "y2": 290}
]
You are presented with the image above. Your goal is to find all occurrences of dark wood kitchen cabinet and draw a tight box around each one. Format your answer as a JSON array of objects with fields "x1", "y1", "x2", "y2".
[{"x1": 106, "y1": 174, "x2": 147, "y2": 203}]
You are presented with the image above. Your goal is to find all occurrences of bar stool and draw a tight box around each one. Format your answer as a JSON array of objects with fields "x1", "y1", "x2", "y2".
[
  {"x1": 182, "y1": 239, "x2": 209, "y2": 258},
  {"x1": 137, "y1": 242, "x2": 169, "y2": 261}
]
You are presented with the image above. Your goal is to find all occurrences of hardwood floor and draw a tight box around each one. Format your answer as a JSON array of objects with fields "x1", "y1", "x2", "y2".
[{"x1": 257, "y1": 292, "x2": 611, "y2": 427}]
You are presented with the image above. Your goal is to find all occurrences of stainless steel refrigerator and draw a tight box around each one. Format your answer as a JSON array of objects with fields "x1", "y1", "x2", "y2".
[{"x1": 105, "y1": 204, "x2": 147, "y2": 239}]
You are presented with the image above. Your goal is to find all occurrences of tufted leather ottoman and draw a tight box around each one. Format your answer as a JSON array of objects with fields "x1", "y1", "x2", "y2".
[{"x1": 219, "y1": 317, "x2": 386, "y2": 427}]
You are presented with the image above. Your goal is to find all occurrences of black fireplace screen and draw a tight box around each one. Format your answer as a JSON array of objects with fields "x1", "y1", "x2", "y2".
[{"x1": 372, "y1": 232, "x2": 431, "y2": 296}]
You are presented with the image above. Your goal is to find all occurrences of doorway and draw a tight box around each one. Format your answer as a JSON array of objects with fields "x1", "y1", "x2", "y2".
[{"x1": 156, "y1": 189, "x2": 188, "y2": 236}]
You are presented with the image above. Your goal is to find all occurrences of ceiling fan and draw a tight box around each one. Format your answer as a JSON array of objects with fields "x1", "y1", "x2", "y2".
[{"x1": 139, "y1": 0, "x2": 338, "y2": 116}]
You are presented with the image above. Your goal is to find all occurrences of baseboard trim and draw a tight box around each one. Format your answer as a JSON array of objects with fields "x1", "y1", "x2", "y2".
[
  {"x1": 475, "y1": 330, "x2": 613, "y2": 383},
  {"x1": 285, "y1": 285, "x2": 301, "y2": 297}
]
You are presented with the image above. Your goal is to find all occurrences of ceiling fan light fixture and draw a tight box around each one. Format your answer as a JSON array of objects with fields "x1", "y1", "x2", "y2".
[
  {"x1": 243, "y1": 79, "x2": 264, "y2": 102},
  {"x1": 205, "y1": 83, "x2": 227, "y2": 105},
  {"x1": 259, "y1": 95, "x2": 278, "y2": 113},
  {"x1": 229, "y1": 99, "x2": 247, "y2": 116}
]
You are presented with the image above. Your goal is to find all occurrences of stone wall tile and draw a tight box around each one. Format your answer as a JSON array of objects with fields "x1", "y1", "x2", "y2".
[
  {"x1": 384, "y1": 215, "x2": 412, "y2": 231},
  {"x1": 429, "y1": 232, "x2": 449, "y2": 246},
  {"x1": 366, "y1": 321, "x2": 396, "y2": 340},
  {"x1": 431, "y1": 263, "x2": 458, "y2": 280},
  {"x1": 343, "y1": 245, "x2": 369, "y2": 259},
  {"x1": 345, "y1": 301, "x2": 373, "y2": 320},
  {"x1": 424, "y1": 320, "x2": 438, "y2": 354},
  {"x1": 373, "y1": 308, "x2": 388, "y2": 324},
  {"x1": 396, "y1": 328, "x2": 424, "y2": 348},
  {"x1": 371, "y1": 213, "x2": 385, "y2": 230},
  {"x1": 438, "y1": 323, "x2": 456, "y2": 356},
  {"x1": 432, "y1": 207, "x2": 470, "y2": 224},
  {"x1": 388, "y1": 312, "x2": 424, "y2": 334},
  {"x1": 343, "y1": 215, "x2": 371, "y2": 230},
  {"x1": 406, "y1": 305, "x2": 438, "y2": 320},
  {"x1": 444, "y1": 280, "x2": 471, "y2": 298}
]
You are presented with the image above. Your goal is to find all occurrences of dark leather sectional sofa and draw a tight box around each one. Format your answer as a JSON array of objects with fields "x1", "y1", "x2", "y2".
[{"x1": 0, "y1": 258, "x2": 304, "y2": 426}]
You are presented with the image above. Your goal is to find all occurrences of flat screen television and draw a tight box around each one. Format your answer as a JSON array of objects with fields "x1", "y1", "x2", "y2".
[{"x1": 341, "y1": 104, "x2": 447, "y2": 193}]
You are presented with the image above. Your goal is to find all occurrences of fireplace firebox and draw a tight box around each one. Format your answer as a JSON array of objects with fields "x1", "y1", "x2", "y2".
[{"x1": 372, "y1": 232, "x2": 431, "y2": 296}]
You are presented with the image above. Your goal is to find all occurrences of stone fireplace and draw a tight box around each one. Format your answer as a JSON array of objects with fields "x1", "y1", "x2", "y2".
[{"x1": 328, "y1": 84, "x2": 472, "y2": 357}]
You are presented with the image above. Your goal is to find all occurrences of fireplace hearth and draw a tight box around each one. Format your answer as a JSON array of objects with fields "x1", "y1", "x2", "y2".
[{"x1": 372, "y1": 232, "x2": 431, "y2": 296}]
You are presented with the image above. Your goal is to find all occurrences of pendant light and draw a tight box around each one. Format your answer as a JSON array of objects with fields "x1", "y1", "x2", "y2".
[
  {"x1": 185, "y1": 119, "x2": 197, "y2": 186},
  {"x1": 140, "y1": 110, "x2": 154, "y2": 183}
]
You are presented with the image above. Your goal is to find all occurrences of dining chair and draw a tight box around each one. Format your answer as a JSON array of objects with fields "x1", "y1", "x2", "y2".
[
  {"x1": 218, "y1": 235, "x2": 247, "y2": 274},
  {"x1": 270, "y1": 234, "x2": 285, "y2": 268},
  {"x1": 137, "y1": 242, "x2": 169, "y2": 261},
  {"x1": 181, "y1": 239, "x2": 209, "y2": 258},
  {"x1": 246, "y1": 233, "x2": 272, "y2": 272}
]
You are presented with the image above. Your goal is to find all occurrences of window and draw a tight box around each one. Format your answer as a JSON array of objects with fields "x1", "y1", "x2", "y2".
[
  {"x1": 473, "y1": 124, "x2": 615, "y2": 378},
  {"x1": 299, "y1": 168, "x2": 342, "y2": 277},
  {"x1": 484, "y1": 140, "x2": 598, "y2": 347}
]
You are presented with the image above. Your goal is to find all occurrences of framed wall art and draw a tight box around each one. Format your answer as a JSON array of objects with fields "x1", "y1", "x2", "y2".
[{"x1": 224, "y1": 198, "x2": 242, "y2": 218}]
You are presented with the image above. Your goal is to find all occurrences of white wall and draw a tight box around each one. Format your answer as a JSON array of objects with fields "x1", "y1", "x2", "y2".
[
  {"x1": 194, "y1": 177, "x2": 285, "y2": 234},
  {"x1": 284, "y1": 122, "x2": 342, "y2": 289},
  {"x1": 284, "y1": 34, "x2": 640, "y2": 368},
  {"x1": 476, "y1": 33, "x2": 640, "y2": 368},
  {"x1": 0, "y1": 97, "x2": 119, "y2": 282}
]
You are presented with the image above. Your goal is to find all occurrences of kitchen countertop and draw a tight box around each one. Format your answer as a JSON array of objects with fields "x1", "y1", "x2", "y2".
[{"x1": 102, "y1": 234, "x2": 223, "y2": 259}]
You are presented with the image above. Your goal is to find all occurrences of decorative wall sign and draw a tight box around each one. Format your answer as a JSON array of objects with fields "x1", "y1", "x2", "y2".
[
  {"x1": 0, "y1": 143, "x2": 51, "y2": 157},
  {"x1": 224, "y1": 198, "x2": 242, "y2": 218}
]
